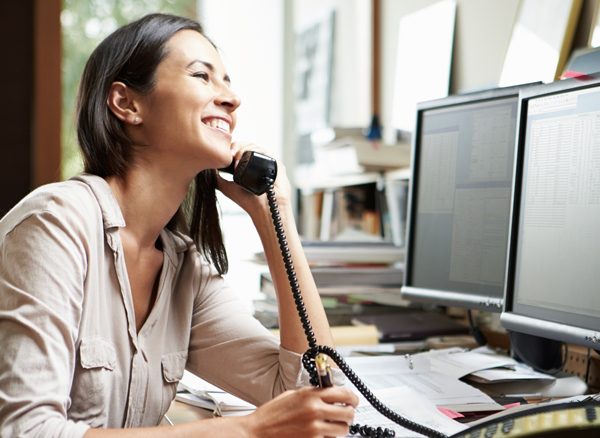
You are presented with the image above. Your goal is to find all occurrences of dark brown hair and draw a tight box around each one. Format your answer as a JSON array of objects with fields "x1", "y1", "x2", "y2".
[{"x1": 76, "y1": 13, "x2": 228, "y2": 274}]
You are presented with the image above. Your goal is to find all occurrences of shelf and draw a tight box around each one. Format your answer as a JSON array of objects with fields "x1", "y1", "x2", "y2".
[{"x1": 295, "y1": 169, "x2": 383, "y2": 193}]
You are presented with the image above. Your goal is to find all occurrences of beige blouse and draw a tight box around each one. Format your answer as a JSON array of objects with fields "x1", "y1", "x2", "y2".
[{"x1": 0, "y1": 174, "x2": 304, "y2": 437}]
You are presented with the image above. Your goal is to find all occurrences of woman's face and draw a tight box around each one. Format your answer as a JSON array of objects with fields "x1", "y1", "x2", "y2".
[{"x1": 137, "y1": 29, "x2": 241, "y2": 173}]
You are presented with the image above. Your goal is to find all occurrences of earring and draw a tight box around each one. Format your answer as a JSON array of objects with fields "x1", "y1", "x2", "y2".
[{"x1": 133, "y1": 116, "x2": 141, "y2": 125}]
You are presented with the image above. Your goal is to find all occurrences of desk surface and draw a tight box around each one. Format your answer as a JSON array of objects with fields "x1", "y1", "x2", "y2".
[{"x1": 165, "y1": 400, "x2": 214, "y2": 424}]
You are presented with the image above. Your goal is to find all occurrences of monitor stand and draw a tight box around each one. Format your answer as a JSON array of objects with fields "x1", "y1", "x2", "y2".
[{"x1": 509, "y1": 331, "x2": 564, "y2": 373}]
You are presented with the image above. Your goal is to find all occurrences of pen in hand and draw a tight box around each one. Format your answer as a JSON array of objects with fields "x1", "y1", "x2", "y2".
[{"x1": 315, "y1": 353, "x2": 334, "y2": 388}]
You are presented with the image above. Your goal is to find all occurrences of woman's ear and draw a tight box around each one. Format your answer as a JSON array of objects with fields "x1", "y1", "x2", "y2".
[{"x1": 107, "y1": 82, "x2": 143, "y2": 126}]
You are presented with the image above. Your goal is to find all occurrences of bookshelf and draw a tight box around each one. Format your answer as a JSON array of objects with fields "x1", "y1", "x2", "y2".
[{"x1": 296, "y1": 168, "x2": 410, "y2": 246}]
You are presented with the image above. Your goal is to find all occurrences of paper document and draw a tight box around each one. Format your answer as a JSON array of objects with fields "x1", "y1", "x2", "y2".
[
  {"x1": 348, "y1": 386, "x2": 468, "y2": 437},
  {"x1": 479, "y1": 375, "x2": 588, "y2": 399},
  {"x1": 344, "y1": 355, "x2": 502, "y2": 412},
  {"x1": 467, "y1": 362, "x2": 556, "y2": 383},
  {"x1": 428, "y1": 348, "x2": 517, "y2": 379},
  {"x1": 335, "y1": 343, "x2": 397, "y2": 357}
]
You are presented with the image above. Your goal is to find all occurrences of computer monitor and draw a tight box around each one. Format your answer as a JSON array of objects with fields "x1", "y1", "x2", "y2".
[
  {"x1": 502, "y1": 75, "x2": 600, "y2": 356},
  {"x1": 402, "y1": 85, "x2": 528, "y2": 312}
]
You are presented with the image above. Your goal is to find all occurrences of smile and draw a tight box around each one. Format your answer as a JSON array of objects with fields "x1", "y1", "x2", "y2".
[{"x1": 202, "y1": 117, "x2": 231, "y2": 134}]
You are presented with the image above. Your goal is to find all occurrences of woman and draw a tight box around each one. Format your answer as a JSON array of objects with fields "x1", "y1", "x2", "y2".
[{"x1": 0, "y1": 13, "x2": 357, "y2": 437}]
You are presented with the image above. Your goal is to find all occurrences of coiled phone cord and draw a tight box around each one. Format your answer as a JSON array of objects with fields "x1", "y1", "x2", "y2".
[{"x1": 266, "y1": 187, "x2": 448, "y2": 438}]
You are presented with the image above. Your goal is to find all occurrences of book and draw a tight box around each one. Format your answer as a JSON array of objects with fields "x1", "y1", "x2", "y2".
[
  {"x1": 259, "y1": 267, "x2": 409, "y2": 303},
  {"x1": 352, "y1": 311, "x2": 469, "y2": 342},
  {"x1": 175, "y1": 391, "x2": 255, "y2": 413},
  {"x1": 301, "y1": 241, "x2": 405, "y2": 266},
  {"x1": 176, "y1": 370, "x2": 255, "y2": 414},
  {"x1": 260, "y1": 265, "x2": 403, "y2": 289},
  {"x1": 254, "y1": 241, "x2": 405, "y2": 267}
]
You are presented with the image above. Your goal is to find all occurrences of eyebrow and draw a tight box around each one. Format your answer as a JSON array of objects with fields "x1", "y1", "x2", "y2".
[{"x1": 186, "y1": 59, "x2": 231, "y2": 83}]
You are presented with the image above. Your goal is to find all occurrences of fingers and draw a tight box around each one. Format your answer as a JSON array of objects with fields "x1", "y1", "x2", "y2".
[
  {"x1": 319, "y1": 387, "x2": 360, "y2": 408},
  {"x1": 302, "y1": 387, "x2": 358, "y2": 429},
  {"x1": 318, "y1": 402, "x2": 356, "y2": 426},
  {"x1": 230, "y1": 141, "x2": 272, "y2": 162},
  {"x1": 316, "y1": 419, "x2": 353, "y2": 437}
]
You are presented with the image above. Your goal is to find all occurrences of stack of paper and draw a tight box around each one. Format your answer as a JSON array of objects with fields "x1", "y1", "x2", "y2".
[
  {"x1": 176, "y1": 371, "x2": 255, "y2": 417},
  {"x1": 344, "y1": 354, "x2": 503, "y2": 413},
  {"x1": 349, "y1": 386, "x2": 468, "y2": 437}
]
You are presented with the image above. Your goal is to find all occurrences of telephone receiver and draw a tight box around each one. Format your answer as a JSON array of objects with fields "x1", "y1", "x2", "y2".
[{"x1": 219, "y1": 151, "x2": 278, "y2": 196}]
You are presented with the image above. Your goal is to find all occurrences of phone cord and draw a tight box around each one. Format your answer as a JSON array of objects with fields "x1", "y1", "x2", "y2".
[{"x1": 266, "y1": 187, "x2": 448, "y2": 438}]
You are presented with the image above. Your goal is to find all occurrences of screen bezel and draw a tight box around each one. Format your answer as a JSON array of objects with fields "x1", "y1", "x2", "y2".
[
  {"x1": 501, "y1": 74, "x2": 600, "y2": 349},
  {"x1": 402, "y1": 85, "x2": 531, "y2": 312}
]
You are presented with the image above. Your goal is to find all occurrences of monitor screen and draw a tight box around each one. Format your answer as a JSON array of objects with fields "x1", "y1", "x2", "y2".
[
  {"x1": 402, "y1": 86, "x2": 524, "y2": 311},
  {"x1": 502, "y1": 76, "x2": 600, "y2": 350}
]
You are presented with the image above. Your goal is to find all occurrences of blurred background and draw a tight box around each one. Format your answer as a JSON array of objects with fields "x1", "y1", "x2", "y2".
[{"x1": 3, "y1": 0, "x2": 600, "y2": 299}]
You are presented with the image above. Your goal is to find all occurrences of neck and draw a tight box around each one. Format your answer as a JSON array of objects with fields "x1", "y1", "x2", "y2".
[{"x1": 107, "y1": 166, "x2": 193, "y2": 249}]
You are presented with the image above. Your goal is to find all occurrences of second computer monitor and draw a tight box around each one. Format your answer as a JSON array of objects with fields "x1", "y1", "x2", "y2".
[
  {"x1": 502, "y1": 75, "x2": 600, "y2": 352},
  {"x1": 402, "y1": 86, "x2": 526, "y2": 311}
]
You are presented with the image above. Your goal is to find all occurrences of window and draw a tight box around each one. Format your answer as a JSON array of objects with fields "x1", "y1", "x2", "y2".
[{"x1": 61, "y1": 0, "x2": 197, "y2": 178}]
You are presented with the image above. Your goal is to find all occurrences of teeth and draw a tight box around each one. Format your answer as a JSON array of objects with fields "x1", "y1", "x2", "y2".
[{"x1": 204, "y1": 118, "x2": 230, "y2": 133}]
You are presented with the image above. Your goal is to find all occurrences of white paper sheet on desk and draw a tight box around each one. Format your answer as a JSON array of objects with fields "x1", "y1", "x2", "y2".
[
  {"x1": 468, "y1": 362, "x2": 556, "y2": 383},
  {"x1": 344, "y1": 355, "x2": 502, "y2": 412},
  {"x1": 348, "y1": 386, "x2": 468, "y2": 437},
  {"x1": 428, "y1": 349, "x2": 517, "y2": 379}
]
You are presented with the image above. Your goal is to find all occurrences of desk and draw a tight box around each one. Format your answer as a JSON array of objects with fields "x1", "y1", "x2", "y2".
[{"x1": 165, "y1": 400, "x2": 213, "y2": 424}]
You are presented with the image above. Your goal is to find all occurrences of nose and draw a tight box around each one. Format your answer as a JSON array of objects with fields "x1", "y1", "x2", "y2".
[{"x1": 215, "y1": 86, "x2": 241, "y2": 112}]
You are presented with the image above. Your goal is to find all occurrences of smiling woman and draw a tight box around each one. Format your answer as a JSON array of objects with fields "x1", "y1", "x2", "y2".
[{"x1": 0, "y1": 12, "x2": 357, "y2": 438}]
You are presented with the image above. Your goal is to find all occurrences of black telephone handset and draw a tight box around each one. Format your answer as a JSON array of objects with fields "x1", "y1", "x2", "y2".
[{"x1": 220, "y1": 151, "x2": 277, "y2": 196}]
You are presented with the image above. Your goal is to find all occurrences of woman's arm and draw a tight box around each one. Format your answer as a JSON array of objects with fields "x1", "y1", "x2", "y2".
[
  {"x1": 83, "y1": 416, "x2": 248, "y2": 438},
  {"x1": 84, "y1": 386, "x2": 357, "y2": 438},
  {"x1": 217, "y1": 146, "x2": 334, "y2": 354},
  {"x1": 251, "y1": 192, "x2": 334, "y2": 353}
]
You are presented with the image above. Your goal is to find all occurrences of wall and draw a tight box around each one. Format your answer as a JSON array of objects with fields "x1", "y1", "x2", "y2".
[
  {"x1": 0, "y1": 0, "x2": 61, "y2": 216},
  {"x1": 290, "y1": 0, "x2": 522, "y2": 145},
  {"x1": 197, "y1": 0, "x2": 286, "y2": 301},
  {"x1": 198, "y1": 0, "x2": 284, "y2": 160}
]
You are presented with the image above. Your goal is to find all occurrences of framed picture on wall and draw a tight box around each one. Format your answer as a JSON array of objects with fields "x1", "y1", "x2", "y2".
[{"x1": 295, "y1": 10, "x2": 335, "y2": 137}]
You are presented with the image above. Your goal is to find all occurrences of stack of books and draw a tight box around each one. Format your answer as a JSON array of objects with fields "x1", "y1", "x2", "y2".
[
  {"x1": 260, "y1": 265, "x2": 406, "y2": 303},
  {"x1": 254, "y1": 241, "x2": 416, "y2": 328}
]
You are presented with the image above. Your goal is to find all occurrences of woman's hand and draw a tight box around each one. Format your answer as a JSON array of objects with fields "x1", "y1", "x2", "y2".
[
  {"x1": 242, "y1": 386, "x2": 359, "y2": 438},
  {"x1": 216, "y1": 142, "x2": 292, "y2": 218}
]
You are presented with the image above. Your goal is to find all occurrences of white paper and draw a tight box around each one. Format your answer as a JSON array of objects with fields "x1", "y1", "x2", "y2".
[
  {"x1": 469, "y1": 362, "x2": 555, "y2": 383},
  {"x1": 349, "y1": 386, "x2": 468, "y2": 437},
  {"x1": 344, "y1": 354, "x2": 502, "y2": 411},
  {"x1": 428, "y1": 349, "x2": 517, "y2": 379}
]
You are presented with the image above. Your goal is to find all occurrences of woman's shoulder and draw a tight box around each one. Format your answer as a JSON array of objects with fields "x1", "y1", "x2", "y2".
[{"x1": 0, "y1": 178, "x2": 102, "y2": 236}]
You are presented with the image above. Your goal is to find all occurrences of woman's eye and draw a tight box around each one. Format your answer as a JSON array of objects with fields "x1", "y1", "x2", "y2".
[{"x1": 192, "y1": 72, "x2": 209, "y2": 81}]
